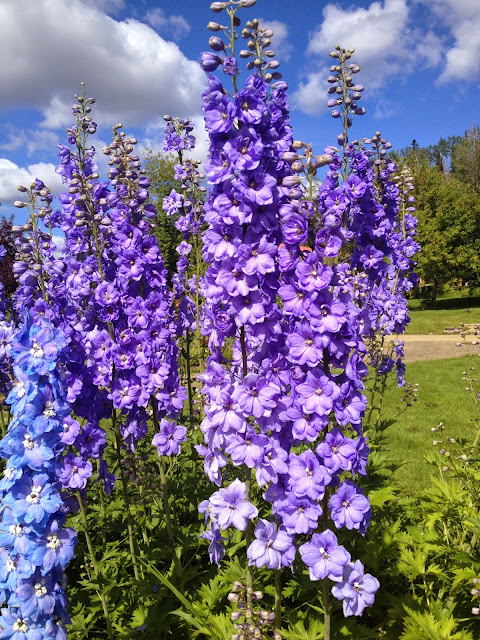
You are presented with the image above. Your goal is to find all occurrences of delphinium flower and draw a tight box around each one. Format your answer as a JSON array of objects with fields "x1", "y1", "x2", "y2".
[
  {"x1": 0, "y1": 313, "x2": 75, "y2": 639},
  {"x1": 345, "y1": 137, "x2": 419, "y2": 386},
  {"x1": 162, "y1": 116, "x2": 206, "y2": 422},
  {"x1": 273, "y1": 47, "x2": 383, "y2": 620},
  {"x1": 42, "y1": 95, "x2": 188, "y2": 590},
  {"x1": 323, "y1": 49, "x2": 419, "y2": 384},
  {"x1": 198, "y1": 2, "x2": 295, "y2": 598},
  {"x1": 45, "y1": 91, "x2": 186, "y2": 464}
]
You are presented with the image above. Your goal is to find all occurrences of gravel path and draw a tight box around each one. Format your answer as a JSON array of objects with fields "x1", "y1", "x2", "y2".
[{"x1": 389, "y1": 334, "x2": 480, "y2": 363}]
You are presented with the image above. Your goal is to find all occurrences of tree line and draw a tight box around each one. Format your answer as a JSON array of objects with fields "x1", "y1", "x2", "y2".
[{"x1": 393, "y1": 125, "x2": 480, "y2": 301}]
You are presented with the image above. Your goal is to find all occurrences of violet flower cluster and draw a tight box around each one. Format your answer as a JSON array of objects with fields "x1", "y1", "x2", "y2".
[
  {"x1": 343, "y1": 138, "x2": 420, "y2": 384},
  {"x1": 196, "y1": 17, "x2": 382, "y2": 618},
  {"x1": 0, "y1": 314, "x2": 75, "y2": 640},
  {"x1": 198, "y1": 8, "x2": 295, "y2": 566},
  {"x1": 162, "y1": 116, "x2": 206, "y2": 338}
]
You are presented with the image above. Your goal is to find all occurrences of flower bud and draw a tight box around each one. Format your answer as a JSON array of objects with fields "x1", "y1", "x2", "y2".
[
  {"x1": 316, "y1": 154, "x2": 333, "y2": 167},
  {"x1": 282, "y1": 152, "x2": 299, "y2": 163},
  {"x1": 355, "y1": 107, "x2": 366, "y2": 115},
  {"x1": 239, "y1": 50, "x2": 251, "y2": 58},
  {"x1": 291, "y1": 161, "x2": 304, "y2": 173},
  {"x1": 282, "y1": 176, "x2": 301, "y2": 187},
  {"x1": 17, "y1": 185, "x2": 28, "y2": 192},
  {"x1": 210, "y1": 2, "x2": 227, "y2": 12},
  {"x1": 238, "y1": 0, "x2": 256, "y2": 6},
  {"x1": 292, "y1": 140, "x2": 305, "y2": 150},
  {"x1": 331, "y1": 109, "x2": 341, "y2": 118},
  {"x1": 13, "y1": 201, "x2": 27, "y2": 208},
  {"x1": 209, "y1": 36, "x2": 225, "y2": 51},
  {"x1": 207, "y1": 21, "x2": 223, "y2": 31},
  {"x1": 201, "y1": 51, "x2": 222, "y2": 71}
]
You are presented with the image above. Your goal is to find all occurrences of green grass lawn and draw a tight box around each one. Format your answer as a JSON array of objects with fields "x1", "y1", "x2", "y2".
[
  {"x1": 407, "y1": 293, "x2": 480, "y2": 334},
  {"x1": 369, "y1": 355, "x2": 480, "y2": 491}
]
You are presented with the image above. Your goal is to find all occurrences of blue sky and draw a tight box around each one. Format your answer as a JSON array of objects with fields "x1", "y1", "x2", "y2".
[{"x1": 1, "y1": 0, "x2": 479, "y2": 224}]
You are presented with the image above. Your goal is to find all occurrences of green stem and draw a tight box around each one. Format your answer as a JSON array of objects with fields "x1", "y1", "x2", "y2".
[
  {"x1": 373, "y1": 367, "x2": 388, "y2": 431},
  {"x1": 322, "y1": 491, "x2": 331, "y2": 640},
  {"x1": 151, "y1": 399, "x2": 185, "y2": 589},
  {"x1": 113, "y1": 411, "x2": 140, "y2": 581},
  {"x1": 323, "y1": 578, "x2": 331, "y2": 640},
  {"x1": 0, "y1": 405, "x2": 6, "y2": 438},
  {"x1": 195, "y1": 236, "x2": 204, "y2": 371},
  {"x1": 76, "y1": 490, "x2": 114, "y2": 640},
  {"x1": 274, "y1": 569, "x2": 282, "y2": 631},
  {"x1": 185, "y1": 329, "x2": 195, "y2": 429},
  {"x1": 96, "y1": 459, "x2": 108, "y2": 554}
]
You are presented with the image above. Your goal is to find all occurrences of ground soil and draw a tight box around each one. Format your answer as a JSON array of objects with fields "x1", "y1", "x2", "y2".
[{"x1": 389, "y1": 334, "x2": 480, "y2": 363}]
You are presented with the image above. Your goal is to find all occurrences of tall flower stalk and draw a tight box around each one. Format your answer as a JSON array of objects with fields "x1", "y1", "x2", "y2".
[{"x1": 0, "y1": 314, "x2": 76, "y2": 640}]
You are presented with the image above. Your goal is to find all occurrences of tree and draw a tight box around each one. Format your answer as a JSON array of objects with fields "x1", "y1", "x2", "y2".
[
  {"x1": 450, "y1": 125, "x2": 480, "y2": 193},
  {"x1": 413, "y1": 163, "x2": 480, "y2": 300},
  {"x1": 142, "y1": 149, "x2": 183, "y2": 277}
]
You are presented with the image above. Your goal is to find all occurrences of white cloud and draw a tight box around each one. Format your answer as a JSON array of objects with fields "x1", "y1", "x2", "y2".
[
  {"x1": 296, "y1": 0, "x2": 443, "y2": 114},
  {"x1": 373, "y1": 99, "x2": 397, "y2": 119},
  {"x1": 258, "y1": 19, "x2": 293, "y2": 61},
  {"x1": 0, "y1": 159, "x2": 64, "y2": 205},
  {"x1": 425, "y1": 0, "x2": 480, "y2": 83},
  {"x1": 52, "y1": 234, "x2": 66, "y2": 258},
  {"x1": 0, "y1": 0, "x2": 205, "y2": 130},
  {"x1": 145, "y1": 8, "x2": 191, "y2": 41},
  {"x1": 291, "y1": 69, "x2": 329, "y2": 117},
  {"x1": 1, "y1": 129, "x2": 60, "y2": 156}
]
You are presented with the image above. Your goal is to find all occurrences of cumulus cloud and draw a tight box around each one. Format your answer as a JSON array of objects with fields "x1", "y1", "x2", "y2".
[
  {"x1": 425, "y1": 0, "x2": 480, "y2": 83},
  {"x1": 294, "y1": 0, "x2": 443, "y2": 114},
  {"x1": 145, "y1": 8, "x2": 191, "y2": 41},
  {"x1": 291, "y1": 69, "x2": 329, "y2": 117},
  {"x1": 0, "y1": 0, "x2": 205, "y2": 130},
  {"x1": 1, "y1": 129, "x2": 60, "y2": 156},
  {"x1": 258, "y1": 19, "x2": 293, "y2": 61},
  {"x1": 0, "y1": 159, "x2": 64, "y2": 205}
]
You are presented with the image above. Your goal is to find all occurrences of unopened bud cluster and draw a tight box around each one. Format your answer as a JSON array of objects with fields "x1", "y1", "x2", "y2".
[
  {"x1": 239, "y1": 19, "x2": 281, "y2": 83},
  {"x1": 326, "y1": 45, "x2": 365, "y2": 145},
  {"x1": 364, "y1": 131, "x2": 393, "y2": 167},
  {"x1": 228, "y1": 582, "x2": 281, "y2": 640},
  {"x1": 12, "y1": 180, "x2": 55, "y2": 295},
  {"x1": 282, "y1": 141, "x2": 333, "y2": 183},
  {"x1": 202, "y1": 2, "x2": 283, "y2": 85}
]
